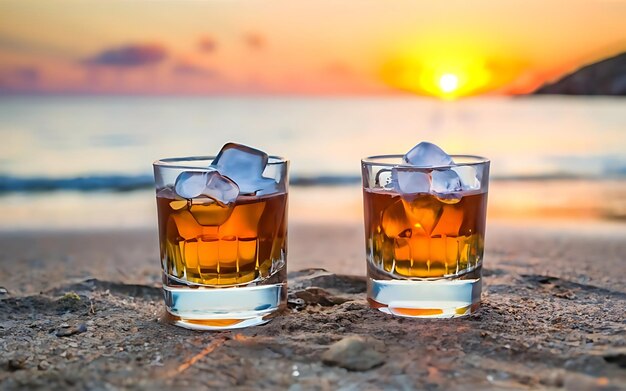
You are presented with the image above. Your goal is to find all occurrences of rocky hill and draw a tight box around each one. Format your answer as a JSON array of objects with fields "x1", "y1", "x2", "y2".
[{"x1": 534, "y1": 52, "x2": 626, "y2": 95}]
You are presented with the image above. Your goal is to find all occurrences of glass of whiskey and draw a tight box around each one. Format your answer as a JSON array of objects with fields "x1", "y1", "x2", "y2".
[
  {"x1": 153, "y1": 150, "x2": 288, "y2": 330},
  {"x1": 362, "y1": 153, "x2": 489, "y2": 318}
]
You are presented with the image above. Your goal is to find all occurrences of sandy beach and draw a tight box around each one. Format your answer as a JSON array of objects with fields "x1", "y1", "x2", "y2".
[
  {"x1": 1, "y1": 179, "x2": 626, "y2": 389},
  {"x1": 1, "y1": 219, "x2": 626, "y2": 296},
  {"x1": 1, "y1": 216, "x2": 625, "y2": 389},
  {"x1": 1, "y1": 173, "x2": 626, "y2": 389}
]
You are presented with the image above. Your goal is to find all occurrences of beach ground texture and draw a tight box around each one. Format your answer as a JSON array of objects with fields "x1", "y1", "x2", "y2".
[{"x1": 1, "y1": 221, "x2": 625, "y2": 390}]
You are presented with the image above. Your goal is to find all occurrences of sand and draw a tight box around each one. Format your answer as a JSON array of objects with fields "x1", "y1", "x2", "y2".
[
  {"x1": 1, "y1": 220, "x2": 625, "y2": 389},
  {"x1": 1, "y1": 220, "x2": 625, "y2": 296}
]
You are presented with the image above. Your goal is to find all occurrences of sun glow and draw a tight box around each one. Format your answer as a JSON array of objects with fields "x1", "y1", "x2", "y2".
[
  {"x1": 381, "y1": 49, "x2": 517, "y2": 99},
  {"x1": 438, "y1": 73, "x2": 459, "y2": 93}
]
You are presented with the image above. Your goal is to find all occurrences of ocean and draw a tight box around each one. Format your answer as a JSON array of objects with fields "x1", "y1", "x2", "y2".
[{"x1": 1, "y1": 95, "x2": 625, "y2": 230}]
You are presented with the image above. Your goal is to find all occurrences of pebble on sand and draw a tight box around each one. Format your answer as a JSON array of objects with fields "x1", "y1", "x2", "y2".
[
  {"x1": 321, "y1": 336, "x2": 385, "y2": 371},
  {"x1": 55, "y1": 323, "x2": 88, "y2": 337},
  {"x1": 8, "y1": 356, "x2": 28, "y2": 371}
]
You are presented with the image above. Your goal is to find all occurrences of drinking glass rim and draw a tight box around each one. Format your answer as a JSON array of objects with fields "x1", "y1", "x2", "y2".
[
  {"x1": 153, "y1": 155, "x2": 289, "y2": 169},
  {"x1": 361, "y1": 154, "x2": 489, "y2": 169}
]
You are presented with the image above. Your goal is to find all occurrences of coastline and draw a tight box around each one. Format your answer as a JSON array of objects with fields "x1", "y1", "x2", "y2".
[{"x1": 0, "y1": 179, "x2": 624, "y2": 232}]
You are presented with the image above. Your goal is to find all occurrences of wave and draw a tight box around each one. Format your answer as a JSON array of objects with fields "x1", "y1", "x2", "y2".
[
  {"x1": 0, "y1": 174, "x2": 361, "y2": 193},
  {"x1": 0, "y1": 172, "x2": 624, "y2": 193},
  {"x1": 0, "y1": 175, "x2": 155, "y2": 192}
]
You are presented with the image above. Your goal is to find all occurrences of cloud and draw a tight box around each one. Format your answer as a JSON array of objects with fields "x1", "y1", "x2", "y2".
[
  {"x1": 172, "y1": 62, "x2": 217, "y2": 77},
  {"x1": 198, "y1": 36, "x2": 217, "y2": 53},
  {"x1": 84, "y1": 44, "x2": 167, "y2": 67}
]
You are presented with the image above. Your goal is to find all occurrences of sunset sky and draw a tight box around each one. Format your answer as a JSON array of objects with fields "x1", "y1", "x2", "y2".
[{"x1": 1, "y1": 0, "x2": 625, "y2": 97}]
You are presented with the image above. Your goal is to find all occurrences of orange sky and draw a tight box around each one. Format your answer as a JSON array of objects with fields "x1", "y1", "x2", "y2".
[{"x1": 0, "y1": 0, "x2": 625, "y2": 97}]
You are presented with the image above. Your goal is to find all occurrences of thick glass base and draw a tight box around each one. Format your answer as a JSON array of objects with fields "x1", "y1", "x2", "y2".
[
  {"x1": 367, "y1": 276, "x2": 481, "y2": 319},
  {"x1": 162, "y1": 274, "x2": 286, "y2": 330}
]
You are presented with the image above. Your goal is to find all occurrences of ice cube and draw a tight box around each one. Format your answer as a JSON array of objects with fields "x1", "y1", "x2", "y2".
[
  {"x1": 452, "y1": 166, "x2": 480, "y2": 191},
  {"x1": 381, "y1": 199, "x2": 411, "y2": 237},
  {"x1": 431, "y1": 170, "x2": 462, "y2": 194},
  {"x1": 373, "y1": 168, "x2": 393, "y2": 189},
  {"x1": 204, "y1": 171, "x2": 240, "y2": 204},
  {"x1": 431, "y1": 205, "x2": 464, "y2": 237},
  {"x1": 169, "y1": 200, "x2": 188, "y2": 210},
  {"x1": 255, "y1": 181, "x2": 280, "y2": 196},
  {"x1": 212, "y1": 143, "x2": 276, "y2": 195},
  {"x1": 403, "y1": 142, "x2": 455, "y2": 167},
  {"x1": 168, "y1": 210, "x2": 201, "y2": 241},
  {"x1": 175, "y1": 171, "x2": 210, "y2": 199},
  {"x1": 174, "y1": 170, "x2": 239, "y2": 205},
  {"x1": 213, "y1": 143, "x2": 268, "y2": 180},
  {"x1": 402, "y1": 197, "x2": 444, "y2": 236},
  {"x1": 189, "y1": 202, "x2": 234, "y2": 226},
  {"x1": 218, "y1": 201, "x2": 266, "y2": 238},
  {"x1": 232, "y1": 175, "x2": 277, "y2": 195},
  {"x1": 391, "y1": 167, "x2": 430, "y2": 195}
]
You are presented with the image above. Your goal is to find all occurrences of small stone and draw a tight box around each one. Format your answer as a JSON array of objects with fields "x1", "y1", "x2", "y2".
[
  {"x1": 554, "y1": 290, "x2": 577, "y2": 300},
  {"x1": 321, "y1": 336, "x2": 385, "y2": 371},
  {"x1": 8, "y1": 356, "x2": 28, "y2": 371},
  {"x1": 0, "y1": 287, "x2": 8, "y2": 295},
  {"x1": 294, "y1": 287, "x2": 350, "y2": 306},
  {"x1": 56, "y1": 323, "x2": 87, "y2": 337},
  {"x1": 38, "y1": 360, "x2": 50, "y2": 370},
  {"x1": 287, "y1": 295, "x2": 306, "y2": 311}
]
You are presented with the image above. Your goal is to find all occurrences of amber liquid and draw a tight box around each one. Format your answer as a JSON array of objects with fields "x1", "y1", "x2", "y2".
[
  {"x1": 364, "y1": 189, "x2": 487, "y2": 278},
  {"x1": 157, "y1": 188, "x2": 288, "y2": 286}
]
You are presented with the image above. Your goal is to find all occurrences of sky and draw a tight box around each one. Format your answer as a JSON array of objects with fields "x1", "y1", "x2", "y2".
[{"x1": 0, "y1": 0, "x2": 625, "y2": 98}]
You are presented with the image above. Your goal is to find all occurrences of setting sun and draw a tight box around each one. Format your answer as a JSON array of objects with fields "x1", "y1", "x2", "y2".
[
  {"x1": 438, "y1": 73, "x2": 459, "y2": 94},
  {"x1": 381, "y1": 50, "x2": 523, "y2": 99}
]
